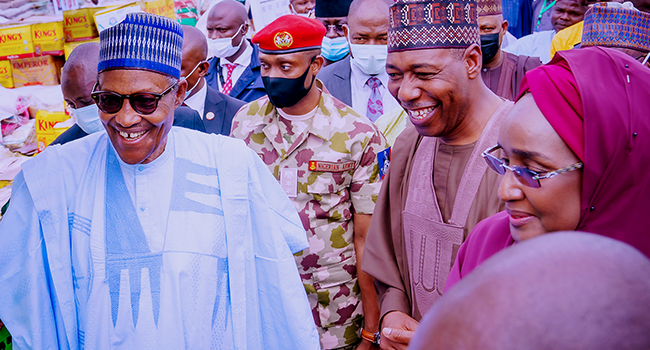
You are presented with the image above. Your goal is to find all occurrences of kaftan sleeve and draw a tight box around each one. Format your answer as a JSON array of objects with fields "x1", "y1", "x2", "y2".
[
  {"x1": 248, "y1": 146, "x2": 309, "y2": 254},
  {"x1": 361, "y1": 127, "x2": 422, "y2": 320},
  {"x1": 0, "y1": 172, "x2": 68, "y2": 349},
  {"x1": 242, "y1": 146, "x2": 320, "y2": 350}
]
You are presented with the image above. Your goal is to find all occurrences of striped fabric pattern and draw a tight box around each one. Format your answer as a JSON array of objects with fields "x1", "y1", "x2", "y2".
[
  {"x1": 388, "y1": 0, "x2": 480, "y2": 52},
  {"x1": 477, "y1": 0, "x2": 502, "y2": 16},
  {"x1": 582, "y1": 5, "x2": 650, "y2": 53},
  {"x1": 98, "y1": 13, "x2": 184, "y2": 78}
]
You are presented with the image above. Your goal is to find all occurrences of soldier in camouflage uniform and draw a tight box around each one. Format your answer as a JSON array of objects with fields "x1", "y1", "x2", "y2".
[{"x1": 230, "y1": 15, "x2": 387, "y2": 350}]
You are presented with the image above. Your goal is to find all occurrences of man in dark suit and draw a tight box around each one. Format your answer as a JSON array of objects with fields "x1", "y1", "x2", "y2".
[
  {"x1": 53, "y1": 42, "x2": 205, "y2": 146},
  {"x1": 182, "y1": 25, "x2": 245, "y2": 135},
  {"x1": 317, "y1": 0, "x2": 400, "y2": 122},
  {"x1": 204, "y1": 0, "x2": 266, "y2": 103}
]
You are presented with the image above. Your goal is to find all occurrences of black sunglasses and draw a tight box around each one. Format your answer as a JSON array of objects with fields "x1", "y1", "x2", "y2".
[{"x1": 90, "y1": 82, "x2": 177, "y2": 115}]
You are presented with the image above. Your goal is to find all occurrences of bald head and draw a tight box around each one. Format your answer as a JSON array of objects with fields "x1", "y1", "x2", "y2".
[
  {"x1": 348, "y1": 0, "x2": 392, "y2": 20},
  {"x1": 182, "y1": 25, "x2": 208, "y2": 61},
  {"x1": 61, "y1": 42, "x2": 100, "y2": 109},
  {"x1": 345, "y1": 0, "x2": 392, "y2": 46},
  {"x1": 411, "y1": 232, "x2": 650, "y2": 350},
  {"x1": 208, "y1": 0, "x2": 248, "y2": 25},
  {"x1": 205, "y1": 0, "x2": 249, "y2": 60}
]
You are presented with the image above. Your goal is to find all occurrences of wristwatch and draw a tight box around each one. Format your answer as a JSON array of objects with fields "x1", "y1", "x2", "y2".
[{"x1": 361, "y1": 328, "x2": 381, "y2": 347}]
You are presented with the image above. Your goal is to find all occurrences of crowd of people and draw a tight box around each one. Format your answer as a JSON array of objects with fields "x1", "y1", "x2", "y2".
[{"x1": 0, "y1": 0, "x2": 649, "y2": 348}]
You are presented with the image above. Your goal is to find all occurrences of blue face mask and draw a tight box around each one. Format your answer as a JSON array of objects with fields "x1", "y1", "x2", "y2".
[
  {"x1": 69, "y1": 103, "x2": 103, "y2": 134},
  {"x1": 321, "y1": 36, "x2": 349, "y2": 62}
]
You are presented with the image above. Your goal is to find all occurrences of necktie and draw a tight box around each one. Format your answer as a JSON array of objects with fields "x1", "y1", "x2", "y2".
[
  {"x1": 222, "y1": 63, "x2": 237, "y2": 95},
  {"x1": 366, "y1": 77, "x2": 383, "y2": 122}
]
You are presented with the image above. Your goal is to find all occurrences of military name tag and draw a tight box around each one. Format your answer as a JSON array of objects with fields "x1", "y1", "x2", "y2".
[
  {"x1": 308, "y1": 160, "x2": 356, "y2": 172},
  {"x1": 280, "y1": 168, "x2": 298, "y2": 198}
]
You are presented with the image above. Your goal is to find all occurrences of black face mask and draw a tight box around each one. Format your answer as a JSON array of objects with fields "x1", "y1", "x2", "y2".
[
  {"x1": 481, "y1": 33, "x2": 501, "y2": 65},
  {"x1": 262, "y1": 57, "x2": 316, "y2": 108}
]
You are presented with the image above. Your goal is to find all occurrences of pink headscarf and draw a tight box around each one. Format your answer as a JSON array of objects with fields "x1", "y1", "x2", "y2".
[
  {"x1": 518, "y1": 60, "x2": 584, "y2": 160},
  {"x1": 527, "y1": 47, "x2": 650, "y2": 256},
  {"x1": 447, "y1": 47, "x2": 650, "y2": 290}
]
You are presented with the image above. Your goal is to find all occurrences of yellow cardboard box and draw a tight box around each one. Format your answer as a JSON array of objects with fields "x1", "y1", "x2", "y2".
[
  {"x1": 63, "y1": 37, "x2": 100, "y2": 60},
  {"x1": 32, "y1": 21, "x2": 65, "y2": 56},
  {"x1": 145, "y1": 0, "x2": 175, "y2": 19},
  {"x1": 94, "y1": 3, "x2": 144, "y2": 33},
  {"x1": 63, "y1": 8, "x2": 99, "y2": 42},
  {"x1": 35, "y1": 110, "x2": 70, "y2": 152},
  {"x1": 10, "y1": 55, "x2": 62, "y2": 87},
  {"x1": 0, "y1": 25, "x2": 35, "y2": 60},
  {"x1": 0, "y1": 60, "x2": 13, "y2": 88}
]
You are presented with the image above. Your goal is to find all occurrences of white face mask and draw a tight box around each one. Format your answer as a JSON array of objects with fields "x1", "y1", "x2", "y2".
[
  {"x1": 69, "y1": 103, "x2": 103, "y2": 134},
  {"x1": 208, "y1": 24, "x2": 244, "y2": 59},
  {"x1": 182, "y1": 61, "x2": 205, "y2": 100},
  {"x1": 349, "y1": 37, "x2": 388, "y2": 76}
]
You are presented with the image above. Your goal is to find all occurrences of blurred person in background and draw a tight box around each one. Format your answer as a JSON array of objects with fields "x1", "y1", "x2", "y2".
[
  {"x1": 580, "y1": 2, "x2": 650, "y2": 67},
  {"x1": 478, "y1": 0, "x2": 541, "y2": 101},
  {"x1": 290, "y1": 0, "x2": 316, "y2": 16},
  {"x1": 205, "y1": 0, "x2": 266, "y2": 102},
  {"x1": 318, "y1": 0, "x2": 399, "y2": 122},
  {"x1": 504, "y1": 0, "x2": 587, "y2": 63},
  {"x1": 181, "y1": 25, "x2": 245, "y2": 135},
  {"x1": 412, "y1": 233, "x2": 650, "y2": 350},
  {"x1": 315, "y1": 0, "x2": 353, "y2": 66}
]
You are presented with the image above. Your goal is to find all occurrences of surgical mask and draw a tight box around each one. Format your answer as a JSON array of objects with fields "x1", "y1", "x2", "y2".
[
  {"x1": 262, "y1": 58, "x2": 316, "y2": 108},
  {"x1": 182, "y1": 61, "x2": 204, "y2": 100},
  {"x1": 321, "y1": 36, "x2": 349, "y2": 62},
  {"x1": 69, "y1": 103, "x2": 103, "y2": 134},
  {"x1": 208, "y1": 25, "x2": 244, "y2": 59},
  {"x1": 349, "y1": 41, "x2": 387, "y2": 76},
  {"x1": 480, "y1": 33, "x2": 501, "y2": 65}
]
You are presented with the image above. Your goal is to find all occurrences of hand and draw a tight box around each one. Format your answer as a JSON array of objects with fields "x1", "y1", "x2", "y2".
[{"x1": 379, "y1": 311, "x2": 419, "y2": 350}]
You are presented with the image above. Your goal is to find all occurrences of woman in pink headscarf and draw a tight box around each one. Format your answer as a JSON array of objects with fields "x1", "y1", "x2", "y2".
[{"x1": 446, "y1": 46, "x2": 650, "y2": 290}]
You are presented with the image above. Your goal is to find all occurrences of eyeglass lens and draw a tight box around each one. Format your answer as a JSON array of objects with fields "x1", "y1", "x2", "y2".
[
  {"x1": 327, "y1": 24, "x2": 345, "y2": 34},
  {"x1": 96, "y1": 92, "x2": 159, "y2": 115},
  {"x1": 484, "y1": 153, "x2": 541, "y2": 188}
]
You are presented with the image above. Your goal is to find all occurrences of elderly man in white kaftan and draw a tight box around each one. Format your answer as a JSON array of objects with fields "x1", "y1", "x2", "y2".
[{"x1": 0, "y1": 13, "x2": 319, "y2": 350}]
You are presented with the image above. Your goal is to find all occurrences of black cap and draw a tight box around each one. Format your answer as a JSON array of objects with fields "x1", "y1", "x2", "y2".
[{"x1": 315, "y1": 0, "x2": 353, "y2": 17}]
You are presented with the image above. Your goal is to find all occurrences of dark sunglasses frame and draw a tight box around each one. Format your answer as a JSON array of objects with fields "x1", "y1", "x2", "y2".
[
  {"x1": 482, "y1": 145, "x2": 583, "y2": 188},
  {"x1": 90, "y1": 82, "x2": 177, "y2": 115}
]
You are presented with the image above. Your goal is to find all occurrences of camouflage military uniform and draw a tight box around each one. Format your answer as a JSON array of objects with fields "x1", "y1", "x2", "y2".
[{"x1": 231, "y1": 81, "x2": 386, "y2": 349}]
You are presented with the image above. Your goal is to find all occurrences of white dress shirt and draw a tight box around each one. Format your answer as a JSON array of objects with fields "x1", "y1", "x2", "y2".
[
  {"x1": 349, "y1": 61, "x2": 401, "y2": 119},
  {"x1": 184, "y1": 81, "x2": 208, "y2": 118},
  {"x1": 217, "y1": 42, "x2": 254, "y2": 93},
  {"x1": 503, "y1": 30, "x2": 556, "y2": 64}
]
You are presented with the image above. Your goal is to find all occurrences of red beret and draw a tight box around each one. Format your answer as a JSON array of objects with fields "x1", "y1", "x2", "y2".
[{"x1": 252, "y1": 15, "x2": 326, "y2": 54}]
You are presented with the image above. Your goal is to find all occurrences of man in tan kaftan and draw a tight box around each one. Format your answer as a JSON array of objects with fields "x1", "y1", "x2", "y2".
[
  {"x1": 360, "y1": 0, "x2": 512, "y2": 348},
  {"x1": 478, "y1": 0, "x2": 542, "y2": 101}
]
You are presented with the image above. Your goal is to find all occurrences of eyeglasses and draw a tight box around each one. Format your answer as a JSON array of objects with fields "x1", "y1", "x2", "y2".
[
  {"x1": 324, "y1": 24, "x2": 345, "y2": 35},
  {"x1": 482, "y1": 145, "x2": 583, "y2": 188},
  {"x1": 90, "y1": 82, "x2": 176, "y2": 115}
]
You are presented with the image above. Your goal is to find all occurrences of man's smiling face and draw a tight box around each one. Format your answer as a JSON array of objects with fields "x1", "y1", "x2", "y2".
[
  {"x1": 386, "y1": 48, "x2": 473, "y2": 138},
  {"x1": 96, "y1": 69, "x2": 186, "y2": 165}
]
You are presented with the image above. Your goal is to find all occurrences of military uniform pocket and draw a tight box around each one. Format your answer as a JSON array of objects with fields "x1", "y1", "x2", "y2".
[{"x1": 312, "y1": 257, "x2": 362, "y2": 329}]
